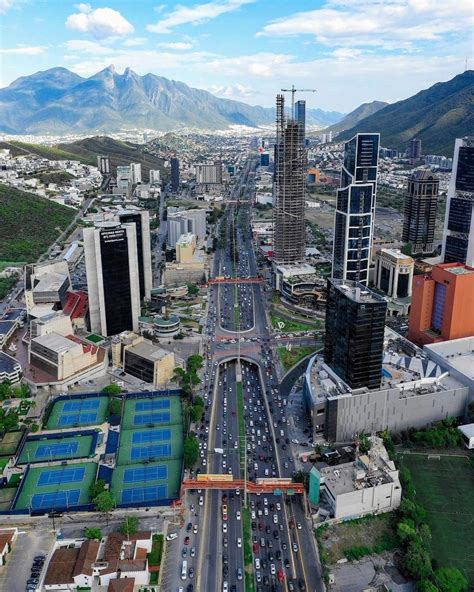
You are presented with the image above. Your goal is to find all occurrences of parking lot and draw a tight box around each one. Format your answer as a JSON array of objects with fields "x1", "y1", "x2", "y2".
[{"x1": 0, "y1": 528, "x2": 54, "y2": 592}]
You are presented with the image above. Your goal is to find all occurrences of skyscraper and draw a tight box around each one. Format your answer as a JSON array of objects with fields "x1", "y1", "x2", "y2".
[
  {"x1": 324, "y1": 279, "x2": 387, "y2": 390},
  {"x1": 441, "y1": 137, "x2": 474, "y2": 266},
  {"x1": 295, "y1": 100, "x2": 306, "y2": 135},
  {"x1": 117, "y1": 210, "x2": 152, "y2": 300},
  {"x1": 409, "y1": 138, "x2": 422, "y2": 160},
  {"x1": 130, "y1": 163, "x2": 142, "y2": 185},
  {"x1": 273, "y1": 94, "x2": 306, "y2": 264},
  {"x1": 84, "y1": 222, "x2": 140, "y2": 337},
  {"x1": 332, "y1": 133, "x2": 380, "y2": 285},
  {"x1": 97, "y1": 155, "x2": 110, "y2": 174},
  {"x1": 402, "y1": 170, "x2": 439, "y2": 254},
  {"x1": 171, "y1": 157, "x2": 180, "y2": 193}
]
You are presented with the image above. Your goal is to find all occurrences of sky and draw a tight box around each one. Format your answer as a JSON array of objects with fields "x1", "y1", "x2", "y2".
[{"x1": 1, "y1": 0, "x2": 472, "y2": 112}]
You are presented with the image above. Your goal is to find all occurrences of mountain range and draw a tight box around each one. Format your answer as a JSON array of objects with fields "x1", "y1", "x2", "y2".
[
  {"x1": 337, "y1": 71, "x2": 474, "y2": 155},
  {"x1": 0, "y1": 66, "x2": 344, "y2": 134},
  {"x1": 322, "y1": 101, "x2": 389, "y2": 135}
]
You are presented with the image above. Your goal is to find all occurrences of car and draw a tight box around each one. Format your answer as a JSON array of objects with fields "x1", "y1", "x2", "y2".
[
  {"x1": 293, "y1": 543, "x2": 299, "y2": 553},
  {"x1": 166, "y1": 532, "x2": 178, "y2": 541},
  {"x1": 253, "y1": 543, "x2": 259, "y2": 554},
  {"x1": 186, "y1": 522, "x2": 192, "y2": 532},
  {"x1": 190, "y1": 547, "x2": 196, "y2": 558},
  {"x1": 285, "y1": 558, "x2": 290, "y2": 568},
  {"x1": 182, "y1": 548, "x2": 187, "y2": 558},
  {"x1": 273, "y1": 514, "x2": 278, "y2": 524},
  {"x1": 222, "y1": 523, "x2": 228, "y2": 533},
  {"x1": 33, "y1": 556, "x2": 45, "y2": 562},
  {"x1": 236, "y1": 511, "x2": 241, "y2": 520},
  {"x1": 237, "y1": 567, "x2": 243, "y2": 581},
  {"x1": 193, "y1": 524, "x2": 198, "y2": 534},
  {"x1": 187, "y1": 585, "x2": 194, "y2": 592},
  {"x1": 199, "y1": 496, "x2": 204, "y2": 506},
  {"x1": 298, "y1": 579, "x2": 306, "y2": 591},
  {"x1": 223, "y1": 537, "x2": 228, "y2": 547},
  {"x1": 184, "y1": 537, "x2": 190, "y2": 545},
  {"x1": 188, "y1": 567, "x2": 195, "y2": 578},
  {"x1": 270, "y1": 564, "x2": 276, "y2": 575}
]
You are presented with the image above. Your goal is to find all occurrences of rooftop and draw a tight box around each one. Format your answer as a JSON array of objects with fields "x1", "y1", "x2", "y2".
[
  {"x1": 176, "y1": 232, "x2": 195, "y2": 246},
  {"x1": 425, "y1": 336, "x2": 474, "y2": 381},
  {"x1": 0, "y1": 321, "x2": 16, "y2": 335},
  {"x1": 127, "y1": 341, "x2": 172, "y2": 363},
  {"x1": 276, "y1": 263, "x2": 316, "y2": 277},
  {"x1": 378, "y1": 248, "x2": 414, "y2": 263},
  {"x1": 458, "y1": 423, "x2": 474, "y2": 440},
  {"x1": 330, "y1": 279, "x2": 385, "y2": 304},
  {"x1": 0, "y1": 351, "x2": 21, "y2": 374}
]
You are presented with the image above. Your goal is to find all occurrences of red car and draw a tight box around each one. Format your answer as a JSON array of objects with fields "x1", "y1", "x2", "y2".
[
  {"x1": 277, "y1": 569, "x2": 285, "y2": 583},
  {"x1": 184, "y1": 537, "x2": 190, "y2": 545},
  {"x1": 258, "y1": 522, "x2": 264, "y2": 531},
  {"x1": 253, "y1": 543, "x2": 259, "y2": 554}
]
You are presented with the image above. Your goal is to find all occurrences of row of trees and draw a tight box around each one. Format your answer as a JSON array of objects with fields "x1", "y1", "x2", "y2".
[
  {"x1": 0, "y1": 380, "x2": 30, "y2": 400},
  {"x1": 173, "y1": 355, "x2": 203, "y2": 399},
  {"x1": 84, "y1": 515, "x2": 140, "y2": 541}
]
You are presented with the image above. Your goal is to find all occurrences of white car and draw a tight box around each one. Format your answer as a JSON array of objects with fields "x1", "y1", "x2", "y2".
[
  {"x1": 237, "y1": 538, "x2": 242, "y2": 548},
  {"x1": 199, "y1": 496, "x2": 204, "y2": 506},
  {"x1": 236, "y1": 512, "x2": 241, "y2": 521},
  {"x1": 222, "y1": 523, "x2": 228, "y2": 533},
  {"x1": 273, "y1": 514, "x2": 278, "y2": 524}
]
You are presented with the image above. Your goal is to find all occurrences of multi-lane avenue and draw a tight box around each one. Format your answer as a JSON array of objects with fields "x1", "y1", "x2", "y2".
[{"x1": 166, "y1": 156, "x2": 324, "y2": 592}]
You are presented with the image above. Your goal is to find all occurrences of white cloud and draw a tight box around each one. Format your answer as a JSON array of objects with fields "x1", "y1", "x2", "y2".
[
  {"x1": 147, "y1": 0, "x2": 254, "y2": 34},
  {"x1": 158, "y1": 42, "x2": 193, "y2": 50},
  {"x1": 258, "y1": 0, "x2": 474, "y2": 50},
  {"x1": 0, "y1": 45, "x2": 46, "y2": 55},
  {"x1": 66, "y1": 4, "x2": 134, "y2": 39},
  {"x1": 123, "y1": 37, "x2": 148, "y2": 47},
  {"x1": 206, "y1": 82, "x2": 255, "y2": 100},
  {"x1": 65, "y1": 39, "x2": 112, "y2": 55},
  {"x1": 0, "y1": 0, "x2": 22, "y2": 14}
]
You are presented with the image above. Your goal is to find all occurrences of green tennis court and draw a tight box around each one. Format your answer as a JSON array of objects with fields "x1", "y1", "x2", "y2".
[
  {"x1": 46, "y1": 397, "x2": 108, "y2": 430},
  {"x1": 121, "y1": 396, "x2": 183, "y2": 430},
  {"x1": 111, "y1": 459, "x2": 182, "y2": 505},
  {"x1": 0, "y1": 431, "x2": 23, "y2": 457},
  {"x1": 18, "y1": 433, "x2": 96, "y2": 464},
  {"x1": 116, "y1": 426, "x2": 183, "y2": 465},
  {"x1": 14, "y1": 461, "x2": 97, "y2": 512}
]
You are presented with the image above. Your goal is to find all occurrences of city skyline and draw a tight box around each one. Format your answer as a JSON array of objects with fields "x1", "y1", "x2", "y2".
[{"x1": 1, "y1": 0, "x2": 472, "y2": 111}]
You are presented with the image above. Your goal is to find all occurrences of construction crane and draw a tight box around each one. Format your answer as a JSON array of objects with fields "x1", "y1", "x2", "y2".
[{"x1": 280, "y1": 84, "x2": 317, "y2": 119}]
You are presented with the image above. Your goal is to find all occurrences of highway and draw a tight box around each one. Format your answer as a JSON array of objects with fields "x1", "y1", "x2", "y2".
[{"x1": 166, "y1": 156, "x2": 323, "y2": 592}]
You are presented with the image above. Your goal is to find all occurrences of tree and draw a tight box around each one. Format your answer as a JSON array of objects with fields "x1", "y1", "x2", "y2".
[
  {"x1": 90, "y1": 479, "x2": 107, "y2": 500},
  {"x1": 417, "y1": 580, "x2": 440, "y2": 592},
  {"x1": 120, "y1": 516, "x2": 139, "y2": 538},
  {"x1": 102, "y1": 384, "x2": 122, "y2": 395},
  {"x1": 187, "y1": 283, "x2": 199, "y2": 296},
  {"x1": 403, "y1": 540, "x2": 432, "y2": 580},
  {"x1": 397, "y1": 519, "x2": 418, "y2": 544},
  {"x1": 183, "y1": 434, "x2": 199, "y2": 468},
  {"x1": 187, "y1": 355, "x2": 203, "y2": 374},
  {"x1": 93, "y1": 491, "x2": 115, "y2": 525},
  {"x1": 84, "y1": 527, "x2": 102, "y2": 540},
  {"x1": 400, "y1": 498, "x2": 427, "y2": 526},
  {"x1": 434, "y1": 568, "x2": 469, "y2": 592},
  {"x1": 0, "y1": 380, "x2": 13, "y2": 400},
  {"x1": 189, "y1": 404, "x2": 204, "y2": 423},
  {"x1": 108, "y1": 398, "x2": 122, "y2": 417}
]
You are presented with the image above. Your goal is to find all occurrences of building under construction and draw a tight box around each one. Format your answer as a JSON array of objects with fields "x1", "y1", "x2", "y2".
[{"x1": 272, "y1": 94, "x2": 306, "y2": 264}]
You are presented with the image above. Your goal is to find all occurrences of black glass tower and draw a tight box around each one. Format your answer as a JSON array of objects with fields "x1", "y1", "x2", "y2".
[
  {"x1": 118, "y1": 211, "x2": 152, "y2": 301},
  {"x1": 402, "y1": 170, "x2": 439, "y2": 254},
  {"x1": 324, "y1": 278, "x2": 387, "y2": 390},
  {"x1": 171, "y1": 157, "x2": 180, "y2": 193}
]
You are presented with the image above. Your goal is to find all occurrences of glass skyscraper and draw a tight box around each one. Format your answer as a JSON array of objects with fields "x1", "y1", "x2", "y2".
[{"x1": 332, "y1": 133, "x2": 380, "y2": 285}]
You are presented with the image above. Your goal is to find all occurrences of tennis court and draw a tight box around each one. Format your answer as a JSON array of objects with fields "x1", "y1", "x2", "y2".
[
  {"x1": 14, "y1": 461, "x2": 97, "y2": 512},
  {"x1": 0, "y1": 431, "x2": 23, "y2": 457},
  {"x1": 116, "y1": 425, "x2": 183, "y2": 465},
  {"x1": 46, "y1": 396, "x2": 108, "y2": 430},
  {"x1": 121, "y1": 396, "x2": 182, "y2": 431},
  {"x1": 18, "y1": 433, "x2": 95, "y2": 464},
  {"x1": 111, "y1": 459, "x2": 181, "y2": 505}
]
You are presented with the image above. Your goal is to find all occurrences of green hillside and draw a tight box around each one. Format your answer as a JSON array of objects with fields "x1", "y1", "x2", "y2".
[
  {"x1": 338, "y1": 71, "x2": 474, "y2": 155},
  {"x1": 0, "y1": 183, "x2": 76, "y2": 262},
  {"x1": 0, "y1": 136, "x2": 167, "y2": 182},
  {"x1": 57, "y1": 136, "x2": 167, "y2": 182}
]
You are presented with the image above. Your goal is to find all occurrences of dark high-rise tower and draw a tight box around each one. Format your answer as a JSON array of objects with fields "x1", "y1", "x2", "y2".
[
  {"x1": 117, "y1": 210, "x2": 152, "y2": 300},
  {"x1": 402, "y1": 170, "x2": 439, "y2": 254},
  {"x1": 170, "y1": 157, "x2": 180, "y2": 193},
  {"x1": 295, "y1": 100, "x2": 306, "y2": 135},
  {"x1": 441, "y1": 137, "x2": 474, "y2": 266},
  {"x1": 324, "y1": 279, "x2": 387, "y2": 390},
  {"x1": 84, "y1": 222, "x2": 140, "y2": 337},
  {"x1": 273, "y1": 94, "x2": 306, "y2": 263},
  {"x1": 332, "y1": 133, "x2": 380, "y2": 285},
  {"x1": 409, "y1": 138, "x2": 422, "y2": 160}
]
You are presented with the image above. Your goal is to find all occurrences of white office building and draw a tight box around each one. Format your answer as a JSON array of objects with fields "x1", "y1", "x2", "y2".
[
  {"x1": 149, "y1": 169, "x2": 161, "y2": 186},
  {"x1": 130, "y1": 162, "x2": 142, "y2": 185}
]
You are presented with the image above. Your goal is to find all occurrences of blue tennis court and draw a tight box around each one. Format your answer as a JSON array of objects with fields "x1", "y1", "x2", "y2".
[
  {"x1": 131, "y1": 444, "x2": 171, "y2": 461},
  {"x1": 58, "y1": 412, "x2": 98, "y2": 426},
  {"x1": 134, "y1": 412, "x2": 171, "y2": 425},
  {"x1": 123, "y1": 465, "x2": 168, "y2": 483},
  {"x1": 135, "y1": 400, "x2": 171, "y2": 412},
  {"x1": 63, "y1": 400, "x2": 100, "y2": 412},
  {"x1": 121, "y1": 484, "x2": 168, "y2": 503},
  {"x1": 31, "y1": 489, "x2": 81, "y2": 510},
  {"x1": 37, "y1": 467, "x2": 85, "y2": 486},
  {"x1": 35, "y1": 442, "x2": 79, "y2": 459},
  {"x1": 132, "y1": 429, "x2": 171, "y2": 444}
]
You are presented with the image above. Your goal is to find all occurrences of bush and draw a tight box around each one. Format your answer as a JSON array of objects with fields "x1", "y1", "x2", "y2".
[
  {"x1": 183, "y1": 434, "x2": 199, "y2": 468},
  {"x1": 433, "y1": 567, "x2": 469, "y2": 592},
  {"x1": 84, "y1": 527, "x2": 102, "y2": 540},
  {"x1": 403, "y1": 540, "x2": 432, "y2": 580},
  {"x1": 344, "y1": 545, "x2": 372, "y2": 561}
]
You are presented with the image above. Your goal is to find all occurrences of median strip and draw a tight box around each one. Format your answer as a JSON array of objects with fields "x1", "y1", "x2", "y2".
[{"x1": 242, "y1": 507, "x2": 255, "y2": 592}]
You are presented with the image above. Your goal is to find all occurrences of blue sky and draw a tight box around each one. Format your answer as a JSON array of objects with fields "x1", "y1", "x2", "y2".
[{"x1": 1, "y1": 0, "x2": 472, "y2": 111}]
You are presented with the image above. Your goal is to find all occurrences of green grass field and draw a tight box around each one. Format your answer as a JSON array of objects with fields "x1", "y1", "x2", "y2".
[
  {"x1": 277, "y1": 346, "x2": 317, "y2": 371},
  {"x1": 116, "y1": 426, "x2": 183, "y2": 465},
  {"x1": 45, "y1": 397, "x2": 108, "y2": 430},
  {"x1": 401, "y1": 454, "x2": 474, "y2": 584},
  {"x1": 111, "y1": 459, "x2": 182, "y2": 504},
  {"x1": 121, "y1": 396, "x2": 183, "y2": 431},
  {"x1": 18, "y1": 433, "x2": 95, "y2": 464},
  {"x1": 14, "y1": 461, "x2": 97, "y2": 511}
]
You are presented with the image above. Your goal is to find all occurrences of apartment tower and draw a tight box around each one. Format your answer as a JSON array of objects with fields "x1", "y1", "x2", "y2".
[{"x1": 402, "y1": 170, "x2": 439, "y2": 254}]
